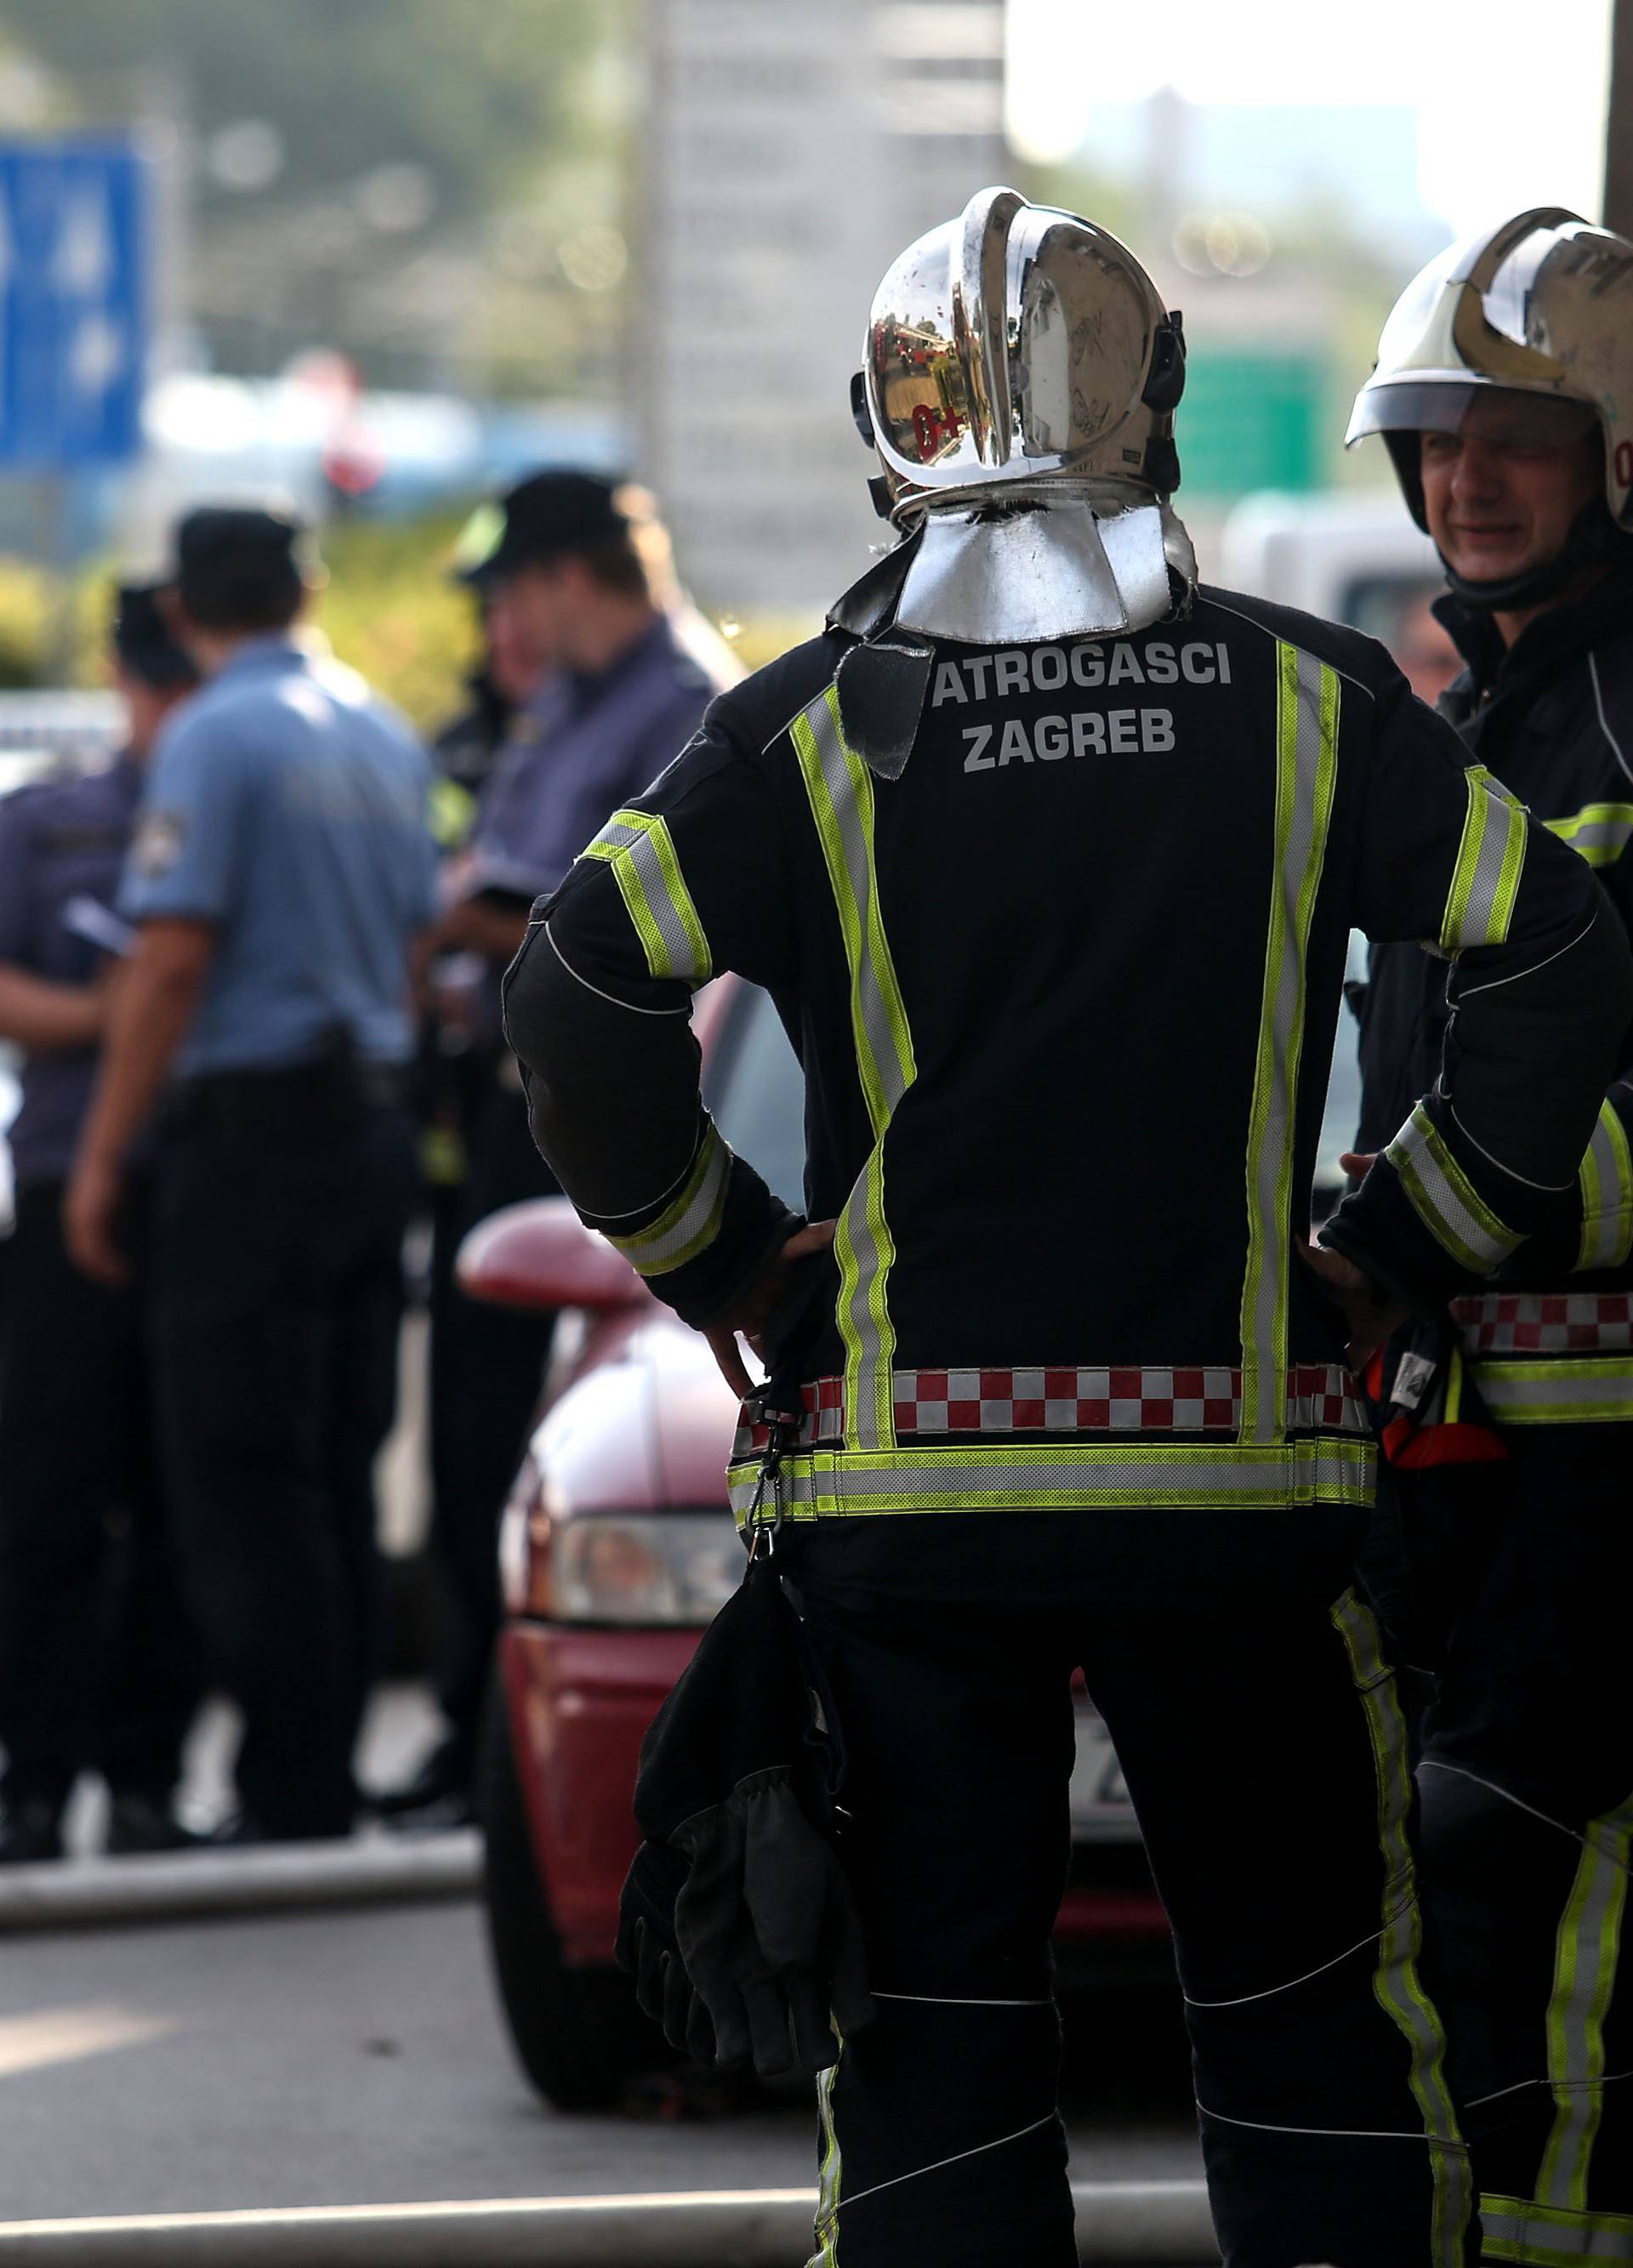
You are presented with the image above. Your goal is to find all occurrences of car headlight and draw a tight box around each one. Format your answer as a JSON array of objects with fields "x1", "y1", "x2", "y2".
[{"x1": 545, "y1": 1511, "x2": 743, "y2": 1627}]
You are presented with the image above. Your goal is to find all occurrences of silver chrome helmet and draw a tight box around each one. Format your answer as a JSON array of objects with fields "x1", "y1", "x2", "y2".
[
  {"x1": 1348, "y1": 208, "x2": 1633, "y2": 602},
  {"x1": 858, "y1": 185, "x2": 1187, "y2": 521},
  {"x1": 841, "y1": 188, "x2": 1196, "y2": 651}
]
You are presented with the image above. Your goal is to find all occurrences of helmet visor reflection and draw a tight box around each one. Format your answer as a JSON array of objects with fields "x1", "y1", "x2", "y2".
[{"x1": 1351, "y1": 380, "x2": 1597, "y2": 449}]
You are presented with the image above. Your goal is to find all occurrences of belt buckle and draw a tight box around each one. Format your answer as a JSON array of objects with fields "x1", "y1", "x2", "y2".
[{"x1": 744, "y1": 1391, "x2": 801, "y2": 1559}]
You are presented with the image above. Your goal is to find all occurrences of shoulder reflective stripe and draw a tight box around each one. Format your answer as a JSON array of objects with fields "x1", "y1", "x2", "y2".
[
  {"x1": 1330, "y1": 1591, "x2": 1471, "y2": 2268},
  {"x1": 1547, "y1": 800, "x2": 1633, "y2": 871},
  {"x1": 582, "y1": 809, "x2": 713, "y2": 985},
  {"x1": 1238, "y1": 644, "x2": 1340, "y2": 1446},
  {"x1": 1577, "y1": 1104, "x2": 1633, "y2": 1273},
  {"x1": 1481, "y1": 2193, "x2": 1633, "y2": 2263},
  {"x1": 1536, "y1": 1794, "x2": 1633, "y2": 2217},
  {"x1": 1441, "y1": 765, "x2": 1528, "y2": 954},
  {"x1": 727, "y1": 1439, "x2": 1376, "y2": 1521},
  {"x1": 1477, "y1": 1355, "x2": 1633, "y2": 1424},
  {"x1": 604, "y1": 1120, "x2": 730, "y2": 1275},
  {"x1": 791, "y1": 685, "x2": 917, "y2": 1451},
  {"x1": 1451, "y1": 1291, "x2": 1633, "y2": 1356},
  {"x1": 1387, "y1": 1102, "x2": 1524, "y2": 1274}
]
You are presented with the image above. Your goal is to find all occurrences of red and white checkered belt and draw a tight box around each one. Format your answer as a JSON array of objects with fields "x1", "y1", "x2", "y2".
[
  {"x1": 1450, "y1": 1291, "x2": 1633, "y2": 1356},
  {"x1": 734, "y1": 1364, "x2": 1367, "y2": 1457}
]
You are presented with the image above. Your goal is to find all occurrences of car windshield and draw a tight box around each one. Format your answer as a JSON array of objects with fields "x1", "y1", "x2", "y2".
[{"x1": 703, "y1": 986, "x2": 806, "y2": 1211}]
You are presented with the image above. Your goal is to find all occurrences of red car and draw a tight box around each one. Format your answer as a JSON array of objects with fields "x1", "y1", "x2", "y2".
[{"x1": 463, "y1": 976, "x2": 1169, "y2": 2111}]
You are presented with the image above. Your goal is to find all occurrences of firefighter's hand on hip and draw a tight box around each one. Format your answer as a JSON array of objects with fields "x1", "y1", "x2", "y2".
[{"x1": 704, "y1": 1220, "x2": 837, "y2": 1398}]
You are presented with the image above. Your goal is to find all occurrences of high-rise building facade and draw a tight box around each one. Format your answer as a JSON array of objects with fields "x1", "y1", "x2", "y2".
[{"x1": 637, "y1": 0, "x2": 1007, "y2": 618}]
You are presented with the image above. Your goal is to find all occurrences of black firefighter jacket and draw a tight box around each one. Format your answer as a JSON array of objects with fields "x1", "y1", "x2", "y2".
[
  {"x1": 1356, "y1": 570, "x2": 1633, "y2": 1430},
  {"x1": 503, "y1": 579, "x2": 1633, "y2": 1525}
]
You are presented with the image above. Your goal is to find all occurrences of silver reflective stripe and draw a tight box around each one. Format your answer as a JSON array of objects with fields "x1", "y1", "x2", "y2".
[
  {"x1": 1387, "y1": 1103, "x2": 1523, "y2": 1274},
  {"x1": 1481, "y1": 2197, "x2": 1633, "y2": 2261},
  {"x1": 583, "y1": 810, "x2": 712, "y2": 984},
  {"x1": 726, "y1": 1441, "x2": 1375, "y2": 1520},
  {"x1": 1578, "y1": 1104, "x2": 1633, "y2": 1273},
  {"x1": 1546, "y1": 800, "x2": 1633, "y2": 872},
  {"x1": 1478, "y1": 1358, "x2": 1633, "y2": 1424},
  {"x1": 606, "y1": 1123, "x2": 731, "y2": 1276},
  {"x1": 1330, "y1": 1591, "x2": 1471, "y2": 2268},
  {"x1": 794, "y1": 687, "x2": 917, "y2": 1451},
  {"x1": 1238, "y1": 644, "x2": 1338, "y2": 1445},
  {"x1": 1537, "y1": 1793, "x2": 1633, "y2": 2214}
]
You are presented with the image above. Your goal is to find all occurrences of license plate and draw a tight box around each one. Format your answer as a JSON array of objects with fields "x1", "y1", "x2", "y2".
[{"x1": 1070, "y1": 1701, "x2": 1140, "y2": 1843}]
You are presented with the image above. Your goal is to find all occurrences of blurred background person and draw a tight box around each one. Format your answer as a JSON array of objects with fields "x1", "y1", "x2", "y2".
[
  {"x1": 1389, "y1": 583, "x2": 1463, "y2": 707},
  {"x1": 0, "y1": 583, "x2": 203, "y2": 1864},
  {"x1": 65, "y1": 508, "x2": 436, "y2": 1845},
  {"x1": 378, "y1": 469, "x2": 735, "y2": 1827}
]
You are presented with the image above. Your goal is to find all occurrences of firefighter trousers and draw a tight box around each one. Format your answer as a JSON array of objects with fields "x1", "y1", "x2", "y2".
[
  {"x1": 785, "y1": 1506, "x2": 1471, "y2": 2268},
  {"x1": 1396, "y1": 1427, "x2": 1633, "y2": 2265}
]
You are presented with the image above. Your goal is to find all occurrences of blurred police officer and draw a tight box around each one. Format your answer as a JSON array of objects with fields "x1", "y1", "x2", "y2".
[
  {"x1": 65, "y1": 509, "x2": 436, "y2": 1844},
  {"x1": 504, "y1": 190, "x2": 1633, "y2": 2265},
  {"x1": 0, "y1": 586, "x2": 202, "y2": 1863},
  {"x1": 384, "y1": 470, "x2": 735, "y2": 1824},
  {"x1": 1348, "y1": 212, "x2": 1633, "y2": 2259}
]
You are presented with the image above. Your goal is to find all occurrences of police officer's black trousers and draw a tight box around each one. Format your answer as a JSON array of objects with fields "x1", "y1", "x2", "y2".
[
  {"x1": 426, "y1": 1071, "x2": 555, "y2": 1778},
  {"x1": 1396, "y1": 1429, "x2": 1633, "y2": 2262},
  {"x1": 150, "y1": 1099, "x2": 417, "y2": 1839},
  {"x1": 787, "y1": 1509, "x2": 1471, "y2": 2268},
  {"x1": 0, "y1": 1181, "x2": 199, "y2": 1813}
]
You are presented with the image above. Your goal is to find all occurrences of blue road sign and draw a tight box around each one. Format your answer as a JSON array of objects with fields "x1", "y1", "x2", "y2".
[{"x1": 0, "y1": 140, "x2": 147, "y2": 469}]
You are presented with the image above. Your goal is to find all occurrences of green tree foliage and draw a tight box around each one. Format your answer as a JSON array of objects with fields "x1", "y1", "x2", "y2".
[{"x1": 1, "y1": 0, "x2": 613, "y2": 223}]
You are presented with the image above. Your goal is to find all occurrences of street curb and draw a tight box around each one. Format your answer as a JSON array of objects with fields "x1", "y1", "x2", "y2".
[
  {"x1": 0, "y1": 1831, "x2": 481, "y2": 1935},
  {"x1": 0, "y1": 2184, "x2": 1218, "y2": 2263}
]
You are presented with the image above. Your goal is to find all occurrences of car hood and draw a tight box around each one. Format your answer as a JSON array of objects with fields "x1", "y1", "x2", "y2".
[{"x1": 530, "y1": 1316, "x2": 742, "y2": 1514}]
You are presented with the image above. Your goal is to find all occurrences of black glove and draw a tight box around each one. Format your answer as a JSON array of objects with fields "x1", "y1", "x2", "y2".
[
  {"x1": 670, "y1": 1765, "x2": 874, "y2": 2076},
  {"x1": 617, "y1": 1840, "x2": 716, "y2": 2061}
]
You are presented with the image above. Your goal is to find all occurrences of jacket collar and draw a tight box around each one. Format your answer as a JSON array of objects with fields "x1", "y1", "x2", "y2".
[{"x1": 1433, "y1": 568, "x2": 1633, "y2": 712}]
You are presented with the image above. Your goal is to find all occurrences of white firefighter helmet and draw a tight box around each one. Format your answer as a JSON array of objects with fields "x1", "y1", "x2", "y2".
[
  {"x1": 843, "y1": 188, "x2": 1196, "y2": 647},
  {"x1": 1347, "y1": 207, "x2": 1633, "y2": 535}
]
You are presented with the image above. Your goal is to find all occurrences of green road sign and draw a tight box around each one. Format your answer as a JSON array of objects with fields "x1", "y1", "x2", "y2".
[{"x1": 1178, "y1": 351, "x2": 1322, "y2": 498}]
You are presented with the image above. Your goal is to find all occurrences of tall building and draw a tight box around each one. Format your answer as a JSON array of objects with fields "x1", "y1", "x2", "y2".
[{"x1": 636, "y1": 0, "x2": 1007, "y2": 619}]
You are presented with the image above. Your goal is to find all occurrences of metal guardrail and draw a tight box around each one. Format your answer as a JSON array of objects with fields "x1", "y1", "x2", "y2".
[
  {"x1": 0, "y1": 1832, "x2": 481, "y2": 1935},
  {"x1": 0, "y1": 2184, "x2": 1220, "y2": 2264}
]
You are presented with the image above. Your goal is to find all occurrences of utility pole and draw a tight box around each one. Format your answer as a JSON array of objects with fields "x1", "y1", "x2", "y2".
[{"x1": 1606, "y1": 0, "x2": 1633, "y2": 235}]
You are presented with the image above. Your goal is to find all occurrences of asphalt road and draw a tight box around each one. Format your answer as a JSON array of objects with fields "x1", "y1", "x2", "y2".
[{"x1": 0, "y1": 1896, "x2": 1202, "y2": 2224}]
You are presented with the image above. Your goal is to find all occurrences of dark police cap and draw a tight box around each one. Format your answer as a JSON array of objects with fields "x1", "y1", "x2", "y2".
[
  {"x1": 455, "y1": 469, "x2": 632, "y2": 585},
  {"x1": 112, "y1": 580, "x2": 198, "y2": 689},
  {"x1": 172, "y1": 506, "x2": 315, "y2": 599}
]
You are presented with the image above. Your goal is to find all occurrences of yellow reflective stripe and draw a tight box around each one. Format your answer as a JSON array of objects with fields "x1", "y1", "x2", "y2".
[
  {"x1": 1481, "y1": 2193, "x2": 1633, "y2": 2265},
  {"x1": 807, "y1": 2032, "x2": 844, "y2": 2268},
  {"x1": 1537, "y1": 1797, "x2": 1633, "y2": 2214},
  {"x1": 1477, "y1": 1355, "x2": 1633, "y2": 1425},
  {"x1": 1238, "y1": 644, "x2": 1339, "y2": 1445},
  {"x1": 1441, "y1": 765, "x2": 1528, "y2": 953},
  {"x1": 728, "y1": 1438, "x2": 1376, "y2": 1523},
  {"x1": 1330, "y1": 1592, "x2": 1471, "y2": 2268},
  {"x1": 605, "y1": 1121, "x2": 729, "y2": 1276},
  {"x1": 1576, "y1": 1104, "x2": 1633, "y2": 1272},
  {"x1": 1388, "y1": 1102, "x2": 1524, "y2": 1274},
  {"x1": 582, "y1": 809, "x2": 712, "y2": 984},
  {"x1": 1546, "y1": 800, "x2": 1633, "y2": 871},
  {"x1": 792, "y1": 685, "x2": 917, "y2": 1451},
  {"x1": 429, "y1": 775, "x2": 476, "y2": 849}
]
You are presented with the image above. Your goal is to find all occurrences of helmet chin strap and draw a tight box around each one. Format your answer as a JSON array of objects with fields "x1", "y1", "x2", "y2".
[{"x1": 1441, "y1": 497, "x2": 1631, "y2": 612}]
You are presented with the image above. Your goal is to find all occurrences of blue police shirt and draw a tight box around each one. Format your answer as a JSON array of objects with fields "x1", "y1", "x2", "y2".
[
  {"x1": 120, "y1": 636, "x2": 436, "y2": 1077},
  {"x1": 466, "y1": 613, "x2": 724, "y2": 903},
  {"x1": 0, "y1": 753, "x2": 143, "y2": 1185}
]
